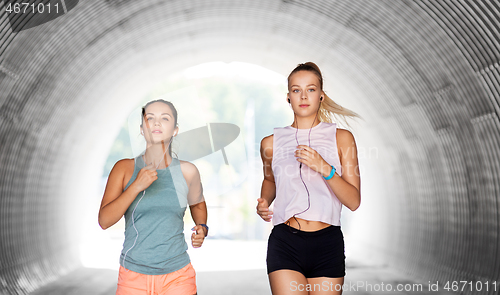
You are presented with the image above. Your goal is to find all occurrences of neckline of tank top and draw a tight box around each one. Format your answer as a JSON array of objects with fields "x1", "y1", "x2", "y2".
[
  {"x1": 284, "y1": 121, "x2": 336, "y2": 131},
  {"x1": 138, "y1": 155, "x2": 177, "y2": 171}
]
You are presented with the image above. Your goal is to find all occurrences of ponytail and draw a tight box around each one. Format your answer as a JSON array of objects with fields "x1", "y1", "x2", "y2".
[{"x1": 319, "y1": 93, "x2": 362, "y2": 129}]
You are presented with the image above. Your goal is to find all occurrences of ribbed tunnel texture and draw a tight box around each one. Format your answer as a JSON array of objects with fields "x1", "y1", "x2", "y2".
[{"x1": 1, "y1": 0, "x2": 500, "y2": 294}]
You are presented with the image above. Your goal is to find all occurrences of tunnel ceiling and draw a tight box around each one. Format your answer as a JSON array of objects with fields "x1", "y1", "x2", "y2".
[{"x1": 1, "y1": 0, "x2": 500, "y2": 294}]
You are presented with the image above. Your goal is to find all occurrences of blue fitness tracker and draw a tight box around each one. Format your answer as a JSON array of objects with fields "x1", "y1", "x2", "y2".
[{"x1": 323, "y1": 165, "x2": 335, "y2": 180}]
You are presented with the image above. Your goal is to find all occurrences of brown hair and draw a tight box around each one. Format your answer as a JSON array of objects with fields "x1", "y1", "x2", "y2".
[{"x1": 288, "y1": 62, "x2": 363, "y2": 128}]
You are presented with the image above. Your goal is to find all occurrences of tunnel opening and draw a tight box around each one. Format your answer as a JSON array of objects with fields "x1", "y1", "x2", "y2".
[{"x1": 1, "y1": 1, "x2": 500, "y2": 294}]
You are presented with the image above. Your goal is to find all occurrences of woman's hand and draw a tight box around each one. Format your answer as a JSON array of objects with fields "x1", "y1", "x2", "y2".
[
  {"x1": 294, "y1": 145, "x2": 333, "y2": 177},
  {"x1": 191, "y1": 225, "x2": 206, "y2": 248},
  {"x1": 256, "y1": 198, "x2": 273, "y2": 222},
  {"x1": 131, "y1": 164, "x2": 158, "y2": 191}
]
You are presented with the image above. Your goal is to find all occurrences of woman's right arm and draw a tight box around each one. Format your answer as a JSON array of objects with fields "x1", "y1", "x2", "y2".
[
  {"x1": 98, "y1": 160, "x2": 157, "y2": 230},
  {"x1": 257, "y1": 135, "x2": 276, "y2": 222}
]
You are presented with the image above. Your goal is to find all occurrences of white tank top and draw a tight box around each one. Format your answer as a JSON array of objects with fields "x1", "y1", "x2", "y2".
[{"x1": 271, "y1": 122, "x2": 343, "y2": 226}]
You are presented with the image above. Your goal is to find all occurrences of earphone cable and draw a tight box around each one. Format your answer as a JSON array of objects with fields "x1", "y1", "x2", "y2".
[
  {"x1": 121, "y1": 136, "x2": 173, "y2": 269},
  {"x1": 287, "y1": 109, "x2": 318, "y2": 233}
]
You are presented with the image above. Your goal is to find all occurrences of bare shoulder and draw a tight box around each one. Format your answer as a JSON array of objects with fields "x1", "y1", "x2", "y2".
[
  {"x1": 261, "y1": 134, "x2": 274, "y2": 147},
  {"x1": 115, "y1": 158, "x2": 135, "y2": 188},
  {"x1": 179, "y1": 160, "x2": 200, "y2": 182},
  {"x1": 118, "y1": 158, "x2": 135, "y2": 168},
  {"x1": 336, "y1": 128, "x2": 355, "y2": 142},
  {"x1": 179, "y1": 160, "x2": 198, "y2": 173},
  {"x1": 111, "y1": 158, "x2": 134, "y2": 175},
  {"x1": 336, "y1": 128, "x2": 356, "y2": 157},
  {"x1": 260, "y1": 134, "x2": 274, "y2": 158}
]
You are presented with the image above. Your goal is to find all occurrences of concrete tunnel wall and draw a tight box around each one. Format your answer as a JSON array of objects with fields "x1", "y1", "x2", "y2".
[{"x1": 0, "y1": 0, "x2": 500, "y2": 294}]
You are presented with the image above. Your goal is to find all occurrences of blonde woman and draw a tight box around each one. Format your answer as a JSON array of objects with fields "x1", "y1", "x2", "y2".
[{"x1": 257, "y1": 62, "x2": 362, "y2": 295}]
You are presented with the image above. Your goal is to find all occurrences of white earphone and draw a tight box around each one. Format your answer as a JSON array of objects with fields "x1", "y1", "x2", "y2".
[{"x1": 122, "y1": 130, "x2": 175, "y2": 269}]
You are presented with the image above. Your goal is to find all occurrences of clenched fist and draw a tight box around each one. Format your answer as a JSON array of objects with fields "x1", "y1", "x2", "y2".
[
  {"x1": 191, "y1": 224, "x2": 206, "y2": 248},
  {"x1": 256, "y1": 198, "x2": 273, "y2": 222},
  {"x1": 132, "y1": 164, "x2": 158, "y2": 191}
]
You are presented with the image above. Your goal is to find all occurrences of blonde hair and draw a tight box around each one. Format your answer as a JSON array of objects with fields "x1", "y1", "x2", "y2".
[{"x1": 287, "y1": 62, "x2": 363, "y2": 129}]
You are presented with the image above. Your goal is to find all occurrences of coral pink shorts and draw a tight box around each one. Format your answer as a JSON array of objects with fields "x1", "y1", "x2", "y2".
[{"x1": 116, "y1": 263, "x2": 197, "y2": 295}]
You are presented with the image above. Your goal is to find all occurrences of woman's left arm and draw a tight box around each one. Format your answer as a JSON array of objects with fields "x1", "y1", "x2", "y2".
[
  {"x1": 190, "y1": 201, "x2": 207, "y2": 247},
  {"x1": 295, "y1": 129, "x2": 361, "y2": 211},
  {"x1": 182, "y1": 161, "x2": 208, "y2": 247}
]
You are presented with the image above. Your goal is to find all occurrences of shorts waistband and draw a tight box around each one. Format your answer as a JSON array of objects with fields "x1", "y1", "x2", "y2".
[{"x1": 275, "y1": 222, "x2": 341, "y2": 236}]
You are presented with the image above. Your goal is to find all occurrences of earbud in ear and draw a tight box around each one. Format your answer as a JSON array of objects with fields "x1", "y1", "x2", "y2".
[
  {"x1": 320, "y1": 96, "x2": 323, "y2": 101},
  {"x1": 288, "y1": 98, "x2": 290, "y2": 103}
]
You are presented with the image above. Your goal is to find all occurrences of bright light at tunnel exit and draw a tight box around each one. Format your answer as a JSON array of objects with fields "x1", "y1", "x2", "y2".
[{"x1": 182, "y1": 61, "x2": 287, "y2": 84}]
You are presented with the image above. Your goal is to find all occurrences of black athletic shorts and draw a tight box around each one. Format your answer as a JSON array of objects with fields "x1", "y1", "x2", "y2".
[{"x1": 266, "y1": 223, "x2": 345, "y2": 278}]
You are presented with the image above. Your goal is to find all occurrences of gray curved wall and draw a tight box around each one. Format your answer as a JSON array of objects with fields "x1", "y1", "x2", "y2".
[{"x1": 1, "y1": 0, "x2": 499, "y2": 294}]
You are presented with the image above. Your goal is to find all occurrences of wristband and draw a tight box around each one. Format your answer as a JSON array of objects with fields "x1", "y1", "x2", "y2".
[
  {"x1": 199, "y1": 224, "x2": 209, "y2": 237},
  {"x1": 323, "y1": 165, "x2": 335, "y2": 180}
]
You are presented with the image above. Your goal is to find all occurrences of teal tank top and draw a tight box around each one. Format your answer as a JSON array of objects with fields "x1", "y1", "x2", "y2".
[{"x1": 120, "y1": 155, "x2": 190, "y2": 275}]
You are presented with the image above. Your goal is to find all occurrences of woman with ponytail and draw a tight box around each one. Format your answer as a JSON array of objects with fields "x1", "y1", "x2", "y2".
[{"x1": 257, "y1": 62, "x2": 362, "y2": 295}]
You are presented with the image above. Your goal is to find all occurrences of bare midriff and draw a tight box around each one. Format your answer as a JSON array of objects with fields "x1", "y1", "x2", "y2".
[{"x1": 285, "y1": 217, "x2": 331, "y2": 232}]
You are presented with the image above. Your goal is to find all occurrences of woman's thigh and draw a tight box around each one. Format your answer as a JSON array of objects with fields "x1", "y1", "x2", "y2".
[
  {"x1": 269, "y1": 269, "x2": 309, "y2": 295},
  {"x1": 307, "y1": 277, "x2": 344, "y2": 295}
]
